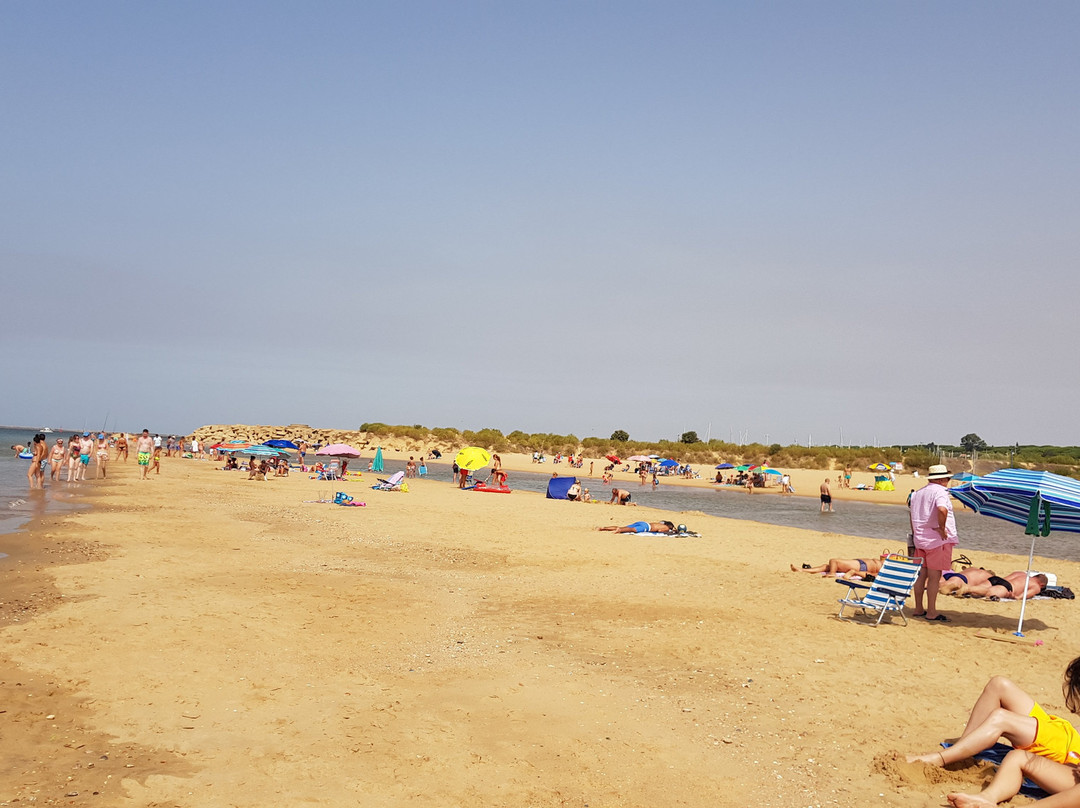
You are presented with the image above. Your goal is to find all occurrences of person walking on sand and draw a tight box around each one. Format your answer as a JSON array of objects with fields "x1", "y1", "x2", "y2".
[
  {"x1": 820, "y1": 478, "x2": 833, "y2": 512},
  {"x1": 48, "y1": 438, "x2": 65, "y2": 481},
  {"x1": 67, "y1": 434, "x2": 81, "y2": 481},
  {"x1": 77, "y1": 432, "x2": 93, "y2": 481},
  {"x1": 908, "y1": 655, "x2": 1080, "y2": 770},
  {"x1": 115, "y1": 432, "x2": 128, "y2": 461},
  {"x1": 908, "y1": 464, "x2": 958, "y2": 621},
  {"x1": 95, "y1": 433, "x2": 109, "y2": 478},
  {"x1": 136, "y1": 429, "x2": 153, "y2": 480}
]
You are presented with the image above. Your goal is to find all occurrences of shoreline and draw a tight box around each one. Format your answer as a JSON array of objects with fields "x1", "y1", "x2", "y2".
[{"x1": 3, "y1": 455, "x2": 1078, "y2": 805}]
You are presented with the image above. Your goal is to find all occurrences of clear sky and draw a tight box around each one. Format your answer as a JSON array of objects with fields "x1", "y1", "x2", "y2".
[{"x1": 3, "y1": 2, "x2": 1077, "y2": 446}]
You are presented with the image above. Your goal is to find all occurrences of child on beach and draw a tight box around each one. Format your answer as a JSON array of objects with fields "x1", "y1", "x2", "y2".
[
  {"x1": 907, "y1": 655, "x2": 1080, "y2": 769},
  {"x1": 945, "y1": 747, "x2": 1080, "y2": 807}
]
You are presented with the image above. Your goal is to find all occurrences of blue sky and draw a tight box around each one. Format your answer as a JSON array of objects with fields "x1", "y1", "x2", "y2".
[{"x1": 3, "y1": 2, "x2": 1078, "y2": 445}]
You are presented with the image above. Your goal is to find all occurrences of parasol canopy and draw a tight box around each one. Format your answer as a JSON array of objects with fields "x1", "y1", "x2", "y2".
[
  {"x1": 316, "y1": 443, "x2": 363, "y2": 458},
  {"x1": 225, "y1": 444, "x2": 288, "y2": 457},
  {"x1": 263, "y1": 439, "x2": 298, "y2": 449},
  {"x1": 455, "y1": 447, "x2": 492, "y2": 471},
  {"x1": 949, "y1": 468, "x2": 1080, "y2": 635},
  {"x1": 627, "y1": 455, "x2": 652, "y2": 463},
  {"x1": 605, "y1": 455, "x2": 621, "y2": 464},
  {"x1": 715, "y1": 463, "x2": 735, "y2": 469}
]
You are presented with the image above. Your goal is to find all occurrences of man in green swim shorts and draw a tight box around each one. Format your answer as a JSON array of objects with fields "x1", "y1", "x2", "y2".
[{"x1": 136, "y1": 429, "x2": 153, "y2": 480}]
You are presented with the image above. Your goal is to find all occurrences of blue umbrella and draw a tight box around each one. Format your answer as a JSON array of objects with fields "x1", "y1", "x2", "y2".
[
  {"x1": 372, "y1": 447, "x2": 384, "y2": 473},
  {"x1": 659, "y1": 459, "x2": 679, "y2": 468},
  {"x1": 715, "y1": 463, "x2": 735, "y2": 469},
  {"x1": 264, "y1": 439, "x2": 298, "y2": 449},
  {"x1": 950, "y1": 468, "x2": 1080, "y2": 635},
  {"x1": 227, "y1": 444, "x2": 289, "y2": 457}
]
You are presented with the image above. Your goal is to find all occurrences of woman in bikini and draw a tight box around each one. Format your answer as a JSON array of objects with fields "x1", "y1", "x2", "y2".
[
  {"x1": 908, "y1": 655, "x2": 1080, "y2": 770},
  {"x1": 95, "y1": 434, "x2": 109, "y2": 478},
  {"x1": 115, "y1": 433, "x2": 128, "y2": 461},
  {"x1": 49, "y1": 438, "x2": 66, "y2": 481},
  {"x1": 67, "y1": 434, "x2": 81, "y2": 482}
]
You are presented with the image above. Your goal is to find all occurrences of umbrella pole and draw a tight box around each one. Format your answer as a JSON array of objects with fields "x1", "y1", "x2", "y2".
[{"x1": 1015, "y1": 534, "x2": 1037, "y2": 637}]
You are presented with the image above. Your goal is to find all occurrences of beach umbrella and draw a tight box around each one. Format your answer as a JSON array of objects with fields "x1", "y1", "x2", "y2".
[
  {"x1": 868, "y1": 463, "x2": 890, "y2": 472},
  {"x1": 263, "y1": 439, "x2": 298, "y2": 449},
  {"x1": 659, "y1": 459, "x2": 679, "y2": 468},
  {"x1": 715, "y1": 463, "x2": 735, "y2": 469},
  {"x1": 763, "y1": 468, "x2": 782, "y2": 476},
  {"x1": 605, "y1": 454, "x2": 621, "y2": 464},
  {"x1": 231, "y1": 444, "x2": 289, "y2": 457},
  {"x1": 952, "y1": 472, "x2": 980, "y2": 483},
  {"x1": 455, "y1": 446, "x2": 492, "y2": 471},
  {"x1": 372, "y1": 447, "x2": 384, "y2": 472},
  {"x1": 950, "y1": 468, "x2": 1080, "y2": 635},
  {"x1": 735, "y1": 465, "x2": 750, "y2": 472},
  {"x1": 627, "y1": 455, "x2": 651, "y2": 463},
  {"x1": 316, "y1": 443, "x2": 363, "y2": 458}
]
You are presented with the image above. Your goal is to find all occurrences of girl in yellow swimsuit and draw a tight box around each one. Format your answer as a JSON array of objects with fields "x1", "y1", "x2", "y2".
[{"x1": 909, "y1": 655, "x2": 1080, "y2": 768}]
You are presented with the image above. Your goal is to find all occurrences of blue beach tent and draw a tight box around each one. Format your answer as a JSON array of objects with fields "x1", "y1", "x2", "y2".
[{"x1": 546, "y1": 476, "x2": 577, "y2": 499}]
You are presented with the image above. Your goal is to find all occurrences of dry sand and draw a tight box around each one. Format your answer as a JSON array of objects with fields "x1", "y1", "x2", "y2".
[{"x1": 2, "y1": 452, "x2": 1076, "y2": 807}]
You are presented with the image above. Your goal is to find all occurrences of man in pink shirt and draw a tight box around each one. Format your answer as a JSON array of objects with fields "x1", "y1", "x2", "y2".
[{"x1": 908, "y1": 464, "x2": 958, "y2": 622}]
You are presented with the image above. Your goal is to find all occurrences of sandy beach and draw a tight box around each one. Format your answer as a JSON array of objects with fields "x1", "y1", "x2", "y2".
[{"x1": 3, "y1": 451, "x2": 1077, "y2": 806}]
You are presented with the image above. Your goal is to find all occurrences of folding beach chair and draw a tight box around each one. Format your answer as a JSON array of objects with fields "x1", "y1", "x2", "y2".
[
  {"x1": 326, "y1": 460, "x2": 341, "y2": 481},
  {"x1": 836, "y1": 554, "x2": 923, "y2": 626},
  {"x1": 371, "y1": 471, "x2": 406, "y2": 491}
]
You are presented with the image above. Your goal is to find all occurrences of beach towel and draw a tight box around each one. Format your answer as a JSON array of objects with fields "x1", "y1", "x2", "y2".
[{"x1": 638, "y1": 530, "x2": 701, "y2": 537}]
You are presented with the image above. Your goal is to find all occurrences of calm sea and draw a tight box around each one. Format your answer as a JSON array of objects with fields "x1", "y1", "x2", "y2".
[{"x1": 0, "y1": 426, "x2": 87, "y2": 540}]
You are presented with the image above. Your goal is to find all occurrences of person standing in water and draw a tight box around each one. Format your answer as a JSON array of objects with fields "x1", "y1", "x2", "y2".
[{"x1": 820, "y1": 478, "x2": 833, "y2": 512}]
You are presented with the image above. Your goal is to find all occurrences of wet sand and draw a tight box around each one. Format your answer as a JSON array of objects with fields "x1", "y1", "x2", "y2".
[{"x1": 1, "y1": 454, "x2": 1074, "y2": 806}]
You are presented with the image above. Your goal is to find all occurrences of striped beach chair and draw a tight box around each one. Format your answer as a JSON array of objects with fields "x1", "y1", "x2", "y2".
[{"x1": 836, "y1": 554, "x2": 923, "y2": 626}]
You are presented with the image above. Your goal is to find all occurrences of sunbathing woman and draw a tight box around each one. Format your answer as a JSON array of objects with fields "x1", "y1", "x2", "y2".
[
  {"x1": 908, "y1": 655, "x2": 1080, "y2": 768},
  {"x1": 791, "y1": 555, "x2": 886, "y2": 580},
  {"x1": 939, "y1": 566, "x2": 998, "y2": 596}
]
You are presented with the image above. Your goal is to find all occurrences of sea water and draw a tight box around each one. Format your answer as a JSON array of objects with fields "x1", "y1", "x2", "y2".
[{"x1": 0, "y1": 426, "x2": 86, "y2": 539}]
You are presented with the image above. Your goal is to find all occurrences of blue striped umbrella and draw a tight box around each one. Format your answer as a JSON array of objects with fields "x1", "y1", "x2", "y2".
[
  {"x1": 225, "y1": 444, "x2": 289, "y2": 457},
  {"x1": 949, "y1": 468, "x2": 1080, "y2": 635}
]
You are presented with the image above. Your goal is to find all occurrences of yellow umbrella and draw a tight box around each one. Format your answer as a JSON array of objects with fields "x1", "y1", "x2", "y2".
[{"x1": 455, "y1": 447, "x2": 492, "y2": 471}]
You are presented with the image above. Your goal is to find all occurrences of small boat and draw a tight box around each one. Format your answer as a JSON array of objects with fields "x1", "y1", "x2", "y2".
[{"x1": 40, "y1": 427, "x2": 54, "y2": 433}]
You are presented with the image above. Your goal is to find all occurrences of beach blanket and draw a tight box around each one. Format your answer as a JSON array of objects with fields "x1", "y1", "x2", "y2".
[{"x1": 638, "y1": 530, "x2": 701, "y2": 537}]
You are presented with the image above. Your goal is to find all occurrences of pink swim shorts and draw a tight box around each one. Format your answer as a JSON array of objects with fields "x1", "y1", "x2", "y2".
[{"x1": 915, "y1": 544, "x2": 954, "y2": 571}]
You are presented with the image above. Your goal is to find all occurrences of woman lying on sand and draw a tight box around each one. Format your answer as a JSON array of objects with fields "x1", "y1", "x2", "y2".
[
  {"x1": 790, "y1": 554, "x2": 887, "y2": 580},
  {"x1": 908, "y1": 656, "x2": 1080, "y2": 769}
]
